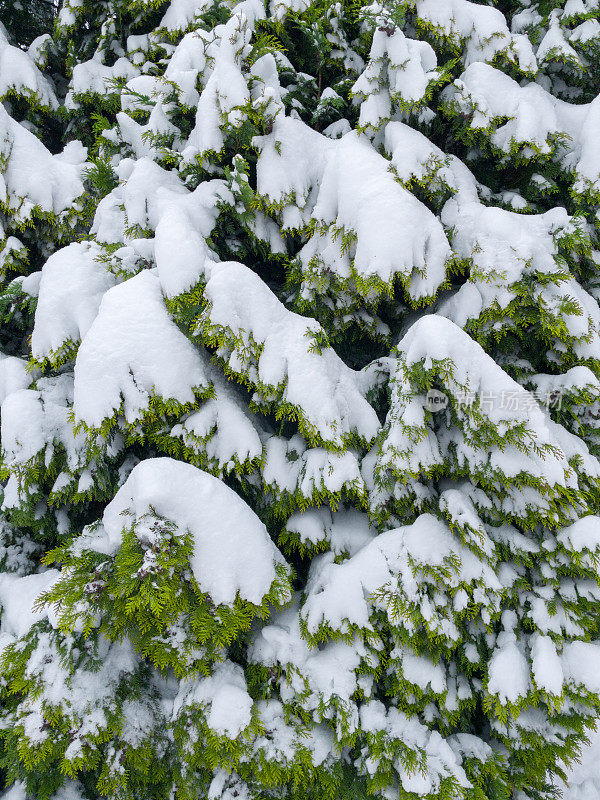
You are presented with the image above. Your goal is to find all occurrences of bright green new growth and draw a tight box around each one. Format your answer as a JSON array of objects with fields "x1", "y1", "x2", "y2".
[{"x1": 1, "y1": 2, "x2": 600, "y2": 800}]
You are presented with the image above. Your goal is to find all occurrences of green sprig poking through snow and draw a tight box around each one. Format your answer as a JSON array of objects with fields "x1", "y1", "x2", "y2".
[{"x1": 1, "y1": 2, "x2": 600, "y2": 800}]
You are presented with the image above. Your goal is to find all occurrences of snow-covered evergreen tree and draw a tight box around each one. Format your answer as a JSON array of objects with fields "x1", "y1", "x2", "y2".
[{"x1": 1, "y1": 2, "x2": 600, "y2": 800}]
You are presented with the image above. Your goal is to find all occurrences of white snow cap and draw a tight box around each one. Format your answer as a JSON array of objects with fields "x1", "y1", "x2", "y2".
[
  {"x1": 0, "y1": 570, "x2": 60, "y2": 641},
  {"x1": 73, "y1": 271, "x2": 210, "y2": 427},
  {"x1": 0, "y1": 104, "x2": 84, "y2": 220},
  {"x1": 202, "y1": 261, "x2": 380, "y2": 446},
  {"x1": 87, "y1": 457, "x2": 289, "y2": 606},
  {"x1": 32, "y1": 242, "x2": 117, "y2": 361},
  {"x1": 0, "y1": 26, "x2": 58, "y2": 108},
  {"x1": 0, "y1": 354, "x2": 33, "y2": 405}
]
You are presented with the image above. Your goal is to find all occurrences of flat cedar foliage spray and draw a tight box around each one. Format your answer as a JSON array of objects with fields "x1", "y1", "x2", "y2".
[{"x1": 2, "y1": 0, "x2": 600, "y2": 799}]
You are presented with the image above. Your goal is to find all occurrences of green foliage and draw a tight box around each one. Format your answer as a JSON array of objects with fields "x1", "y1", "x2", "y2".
[{"x1": 2, "y1": 2, "x2": 600, "y2": 800}]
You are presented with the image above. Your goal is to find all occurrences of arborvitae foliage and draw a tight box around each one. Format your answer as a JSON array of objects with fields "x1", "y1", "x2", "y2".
[
  {"x1": 2, "y1": 2, "x2": 600, "y2": 800},
  {"x1": 0, "y1": 0, "x2": 57, "y2": 49}
]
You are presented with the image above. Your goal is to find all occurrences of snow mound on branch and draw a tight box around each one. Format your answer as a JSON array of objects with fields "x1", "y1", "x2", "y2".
[
  {"x1": 74, "y1": 271, "x2": 210, "y2": 427},
  {"x1": 170, "y1": 366, "x2": 263, "y2": 473},
  {"x1": 250, "y1": 602, "x2": 368, "y2": 712},
  {"x1": 414, "y1": 0, "x2": 536, "y2": 71},
  {"x1": 32, "y1": 242, "x2": 117, "y2": 361},
  {"x1": 0, "y1": 570, "x2": 59, "y2": 641},
  {"x1": 182, "y1": 13, "x2": 253, "y2": 161},
  {"x1": 69, "y1": 57, "x2": 139, "y2": 102},
  {"x1": 561, "y1": 730, "x2": 600, "y2": 800},
  {"x1": 86, "y1": 457, "x2": 288, "y2": 606},
  {"x1": 256, "y1": 114, "x2": 329, "y2": 220},
  {"x1": 0, "y1": 26, "x2": 58, "y2": 108},
  {"x1": 445, "y1": 62, "x2": 600, "y2": 195},
  {"x1": 154, "y1": 178, "x2": 230, "y2": 298},
  {"x1": 90, "y1": 156, "x2": 230, "y2": 298},
  {"x1": 0, "y1": 355, "x2": 32, "y2": 404},
  {"x1": 352, "y1": 27, "x2": 438, "y2": 131},
  {"x1": 201, "y1": 261, "x2": 379, "y2": 446},
  {"x1": 383, "y1": 315, "x2": 576, "y2": 494},
  {"x1": 301, "y1": 513, "x2": 501, "y2": 638},
  {"x1": 173, "y1": 660, "x2": 253, "y2": 737},
  {"x1": 261, "y1": 435, "x2": 365, "y2": 501},
  {"x1": 1, "y1": 375, "x2": 84, "y2": 475},
  {"x1": 285, "y1": 507, "x2": 375, "y2": 555},
  {"x1": 359, "y1": 699, "x2": 473, "y2": 794},
  {"x1": 399, "y1": 315, "x2": 550, "y2": 429},
  {"x1": 0, "y1": 104, "x2": 84, "y2": 220},
  {"x1": 164, "y1": 30, "x2": 210, "y2": 107},
  {"x1": 256, "y1": 116, "x2": 451, "y2": 299},
  {"x1": 160, "y1": 0, "x2": 219, "y2": 31},
  {"x1": 439, "y1": 202, "x2": 573, "y2": 326},
  {"x1": 92, "y1": 156, "x2": 186, "y2": 244},
  {"x1": 254, "y1": 698, "x2": 335, "y2": 766},
  {"x1": 302, "y1": 131, "x2": 451, "y2": 297}
]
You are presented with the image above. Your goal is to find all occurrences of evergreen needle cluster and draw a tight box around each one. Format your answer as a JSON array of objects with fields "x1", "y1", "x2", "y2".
[{"x1": 1, "y1": 1, "x2": 600, "y2": 800}]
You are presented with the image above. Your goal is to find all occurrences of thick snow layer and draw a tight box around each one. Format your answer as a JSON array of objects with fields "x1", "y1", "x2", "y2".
[
  {"x1": 487, "y1": 609, "x2": 600, "y2": 705},
  {"x1": 119, "y1": 157, "x2": 187, "y2": 232},
  {"x1": 116, "y1": 105, "x2": 180, "y2": 160},
  {"x1": 250, "y1": 53, "x2": 285, "y2": 119},
  {"x1": 32, "y1": 242, "x2": 117, "y2": 361},
  {"x1": 256, "y1": 114, "x2": 330, "y2": 219},
  {"x1": 359, "y1": 699, "x2": 472, "y2": 794},
  {"x1": 377, "y1": 315, "x2": 578, "y2": 506},
  {"x1": 154, "y1": 179, "x2": 231, "y2": 297},
  {"x1": 396, "y1": 316, "x2": 524, "y2": 426},
  {"x1": 445, "y1": 62, "x2": 600, "y2": 195},
  {"x1": 1, "y1": 375, "x2": 85, "y2": 479},
  {"x1": 120, "y1": 75, "x2": 166, "y2": 114},
  {"x1": 82, "y1": 457, "x2": 288, "y2": 606},
  {"x1": 558, "y1": 517, "x2": 600, "y2": 553},
  {"x1": 561, "y1": 731, "x2": 600, "y2": 800},
  {"x1": 165, "y1": 30, "x2": 211, "y2": 106},
  {"x1": 439, "y1": 203, "x2": 572, "y2": 326},
  {"x1": 0, "y1": 26, "x2": 58, "y2": 108},
  {"x1": 182, "y1": 13, "x2": 252, "y2": 161},
  {"x1": 262, "y1": 435, "x2": 365, "y2": 500},
  {"x1": 352, "y1": 27, "x2": 438, "y2": 130},
  {"x1": 302, "y1": 131, "x2": 451, "y2": 298},
  {"x1": 0, "y1": 104, "x2": 84, "y2": 220},
  {"x1": 173, "y1": 660, "x2": 253, "y2": 737},
  {"x1": 92, "y1": 156, "x2": 186, "y2": 244},
  {"x1": 160, "y1": 0, "x2": 217, "y2": 31},
  {"x1": 301, "y1": 513, "x2": 501, "y2": 639},
  {"x1": 531, "y1": 367, "x2": 600, "y2": 399},
  {"x1": 170, "y1": 366, "x2": 263, "y2": 473},
  {"x1": 385, "y1": 121, "x2": 450, "y2": 186},
  {"x1": 487, "y1": 617, "x2": 531, "y2": 703},
  {"x1": 250, "y1": 602, "x2": 368, "y2": 713},
  {"x1": 414, "y1": 0, "x2": 536, "y2": 70},
  {"x1": 201, "y1": 261, "x2": 379, "y2": 446},
  {"x1": 0, "y1": 569, "x2": 59, "y2": 641},
  {"x1": 285, "y1": 507, "x2": 375, "y2": 555},
  {"x1": 70, "y1": 56, "x2": 138, "y2": 101},
  {"x1": 562, "y1": 641, "x2": 600, "y2": 694},
  {"x1": 257, "y1": 116, "x2": 451, "y2": 299},
  {"x1": 73, "y1": 271, "x2": 210, "y2": 427},
  {"x1": 0, "y1": 354, "x2": 32, "y2": 404}
]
